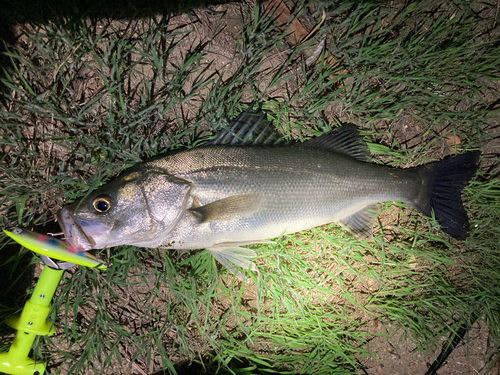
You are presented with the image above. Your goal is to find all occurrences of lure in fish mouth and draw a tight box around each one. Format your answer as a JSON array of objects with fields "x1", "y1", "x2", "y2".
[
  {"x1": 57, "y1": 207, "x2": 96, "y2": 252},
  {"x1": 57, "y1": 104, "x2": 480, "y2": 279}
]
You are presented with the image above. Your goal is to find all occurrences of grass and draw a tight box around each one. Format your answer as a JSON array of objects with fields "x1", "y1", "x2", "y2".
[{"x1": 0, "y1": 0, "x2": 499, "y2": 373}]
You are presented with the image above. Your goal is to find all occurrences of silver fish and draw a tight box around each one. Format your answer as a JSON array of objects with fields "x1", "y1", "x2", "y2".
[{"x1": 57, "y1": 105, "x2": 480, "y2": 278}]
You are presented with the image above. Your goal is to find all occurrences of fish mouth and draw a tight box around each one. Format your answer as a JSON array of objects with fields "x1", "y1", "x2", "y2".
[{"x1": 57, "y1": 207, "x2": 96, "y2": 251}]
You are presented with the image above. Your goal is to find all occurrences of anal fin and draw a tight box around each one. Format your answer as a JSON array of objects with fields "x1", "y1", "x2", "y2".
[{"x1": 338, "y1": 204, "x2": 380, "y2": 240}]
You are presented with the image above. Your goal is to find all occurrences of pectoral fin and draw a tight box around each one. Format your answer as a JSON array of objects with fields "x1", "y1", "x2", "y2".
[
  {"x1": 206, "y1": 245, "x2": 258, "y2": 281},
  {"x1": 338, "y1": 204, "x2": 380, "y2": 240},
  {"x1": 189, "y1": 194, "x2": 262, "y2": 223}
]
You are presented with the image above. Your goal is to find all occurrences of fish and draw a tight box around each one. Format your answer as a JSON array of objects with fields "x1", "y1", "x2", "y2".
[
  {"x1": 57, "y1": 105, "x2": 480, "y2": 278},
  {"x1": 3, "y1": 227, "x2": 107, "y2": 270}
]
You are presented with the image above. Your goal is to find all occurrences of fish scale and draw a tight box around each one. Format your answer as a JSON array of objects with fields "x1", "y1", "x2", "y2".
[{"x1": 147, "y1": 146, "x2": 422, "y2": 249}]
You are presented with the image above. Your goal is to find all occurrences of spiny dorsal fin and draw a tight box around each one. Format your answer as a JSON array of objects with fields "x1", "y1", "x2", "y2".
[
  {"x1": 303, "y1": 125, "x2": 371, "y2": 162},
  {"x1": 189, "y1": 194, "x2": 262, "y2": 224},
  {"x1": 207, "y1": 103, "x2": 286, "y2": 146}
]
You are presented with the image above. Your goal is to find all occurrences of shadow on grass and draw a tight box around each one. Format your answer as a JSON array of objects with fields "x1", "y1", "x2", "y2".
[
  {"x1": 0, "y1": 243, "x2": 35, "y2": 337},
  {"x1": 166, "y1": 355, "x2": 265, "y2": 375},
  {"x1": 0, "y1": 0, "x2": 237, "y2": 96}
]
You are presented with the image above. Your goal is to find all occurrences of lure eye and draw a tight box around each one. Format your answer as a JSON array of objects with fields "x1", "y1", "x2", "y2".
[{"x1": 92, "y1": 196, "x2": 112, "y2": 213}]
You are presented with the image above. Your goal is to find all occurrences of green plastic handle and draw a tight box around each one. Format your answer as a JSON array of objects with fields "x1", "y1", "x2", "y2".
[
  {"x1": 0, "y1": 227, "x2": 108, "y2": 374},
  {"x1": 0, "y1": 266, "x2": 63, "y2": 375}
]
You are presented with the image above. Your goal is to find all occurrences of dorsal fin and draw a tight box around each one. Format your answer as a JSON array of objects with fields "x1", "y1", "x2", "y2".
[
  {"x1": 302, "y1": 125, "x2": 371, "y2": 162},
  {"x1": 207, "y1": 103, "x2": 286, "y2": 146}
]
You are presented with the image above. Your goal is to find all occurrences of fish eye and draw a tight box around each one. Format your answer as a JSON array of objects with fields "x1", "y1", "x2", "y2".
[{"x1": 92, "y1": 196, "x2": 112, "y2": 213}]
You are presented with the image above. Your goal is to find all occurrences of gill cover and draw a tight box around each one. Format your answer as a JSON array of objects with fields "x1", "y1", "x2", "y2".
[{"x1": 141, "y1": 171, "x2": 192, "y2": 229}]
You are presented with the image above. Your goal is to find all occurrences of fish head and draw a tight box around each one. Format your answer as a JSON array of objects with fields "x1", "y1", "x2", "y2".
[{"x1": 57, "y1": 167, "x2": 192, "y2": 251}]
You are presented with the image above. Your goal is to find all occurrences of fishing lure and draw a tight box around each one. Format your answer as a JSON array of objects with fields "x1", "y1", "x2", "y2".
[{"x1": 3, "y1": 227, "x2": 107, "y2": 270}]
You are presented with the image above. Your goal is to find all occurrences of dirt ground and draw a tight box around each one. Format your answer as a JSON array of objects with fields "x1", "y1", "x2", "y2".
[{"x1": 363, "y1": 320, "x2": 499, "y2": 375}]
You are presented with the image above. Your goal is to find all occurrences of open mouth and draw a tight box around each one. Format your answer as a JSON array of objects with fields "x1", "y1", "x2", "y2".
[{"x1": 57, "y1": 207, "x2": 95, "y2": 251}]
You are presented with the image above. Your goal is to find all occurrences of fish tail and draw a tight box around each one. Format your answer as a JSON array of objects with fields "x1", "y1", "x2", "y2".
[{"x1": 413, "y1": 151, "x2": 480, "y2": 239}]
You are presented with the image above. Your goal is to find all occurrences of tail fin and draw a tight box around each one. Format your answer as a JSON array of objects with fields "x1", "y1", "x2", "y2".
[{"x1": 414, "y1": 151, "x2": 480, "y2": 240}]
